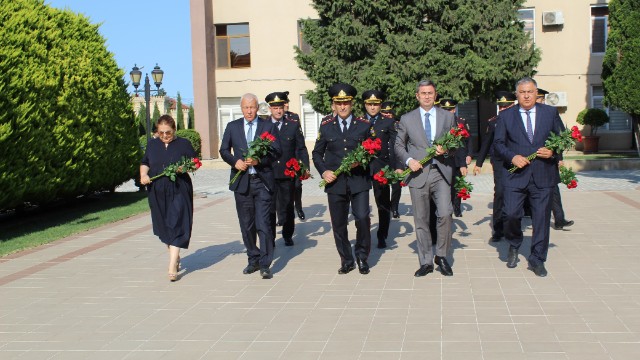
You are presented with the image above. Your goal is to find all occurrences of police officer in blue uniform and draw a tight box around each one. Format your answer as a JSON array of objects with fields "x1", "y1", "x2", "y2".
[
  {"x1": 267, "y1": 92, "x2": 309, "y2": 246},
  {"x1": 312, "y1": 83, "x2": 372, "y2": 274},
  {"x1": 282, "y1": 91, "x2": 306, "y2": 221},
  {"x1": 380, "y1": 101, "x2": 402, "y2": 219},
  {"x1": 362, "y1": 90, "x2": 398, "y2": 248},
  {"x1": 473, "y1": 91, "x2": 516, "y2": 241}
]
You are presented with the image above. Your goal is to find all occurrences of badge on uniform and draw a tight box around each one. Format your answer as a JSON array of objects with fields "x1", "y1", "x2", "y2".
[{"x1": 370, "y1": 127, "x2": 376, "y2": 137}]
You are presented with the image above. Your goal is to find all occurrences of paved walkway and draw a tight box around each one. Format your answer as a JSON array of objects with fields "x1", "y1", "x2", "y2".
[{"x1": 1, "y1": 169, "x2": 640, "y2": 360}]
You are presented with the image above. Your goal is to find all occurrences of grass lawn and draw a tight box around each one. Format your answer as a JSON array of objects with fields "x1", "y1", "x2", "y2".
[{"x1": 0, "y1": 192, "x2": 149, "y2": 257}]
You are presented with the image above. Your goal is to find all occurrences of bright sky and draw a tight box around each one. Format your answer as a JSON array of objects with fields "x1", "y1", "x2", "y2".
[{"x1": 45, "y1": 0, "x2": 194, "y2": 104}]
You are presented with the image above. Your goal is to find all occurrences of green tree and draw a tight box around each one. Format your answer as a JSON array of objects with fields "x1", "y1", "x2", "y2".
[
  {"x1": 188, "y1": 104, "x2": 195, "y2": 129},
  {"x1": 136, "y1": 102, "x2": 147, "y2": 136},
  {"x1": 0, "y1": 0, "x2": 141, "y2": 210},
  {"x1": 176, "y1": 92, "x2": 185, "y2": 130},
  {"x1": 602, "y1": 0, "x2": 640, "y2": 144},
  {"x1": 152, "y1": 102, "x2": 161, "y2": 126},
  {"x1": 295, "y1": 0, "x2": 540, "y2": 115}
]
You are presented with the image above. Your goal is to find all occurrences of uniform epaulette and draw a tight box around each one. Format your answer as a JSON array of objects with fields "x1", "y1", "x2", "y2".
[
  {"x1": 320, "y1": 116, "x2": 335, "y2": 126},
  {"x1": 354, "y1": 116, "x2": 370, "y2": 124},
  {"x1": 286, "y1": 117, "x2": 299, "y2": 123}
]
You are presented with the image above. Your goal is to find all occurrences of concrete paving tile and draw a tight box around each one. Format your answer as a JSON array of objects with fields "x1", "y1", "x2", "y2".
[{"x1": 482, "y1": 341, "x2": 524, "y2": 353}]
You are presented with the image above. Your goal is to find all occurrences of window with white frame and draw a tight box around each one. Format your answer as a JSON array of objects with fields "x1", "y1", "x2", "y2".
[
  {"x1": 591, "y1": 86, "x2": 630, "y2": 131},
  {"x1": 300, "y1": 95, "x2": 325, "y2": 141},
  {"x1": 518, "y1": 8, "x2": 535, "y2": 43},
  {"x1": 217, "y1": 97, "x2": 242, "y2": 136},
  {"x1": 591, "y1": 5, "x2": 609, "y2": 54}
]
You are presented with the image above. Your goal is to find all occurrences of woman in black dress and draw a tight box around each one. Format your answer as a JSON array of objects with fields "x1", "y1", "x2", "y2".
[{"x1": 140, "y1": 115, "x2": 196, "y2": 281}]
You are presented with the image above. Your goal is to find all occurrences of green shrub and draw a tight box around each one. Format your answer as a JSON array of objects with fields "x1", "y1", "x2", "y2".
[
  {"x1": 0, "y1": 0, "x2": 141, "y2": 210},
  {"x1": 576, "y1": 108, "x2": 610, "y2": 136}
]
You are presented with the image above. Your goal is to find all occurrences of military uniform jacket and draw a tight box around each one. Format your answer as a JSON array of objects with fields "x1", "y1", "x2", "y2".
[
  {"x1": 312, "y1": 115, "x2": 372, "y2": 195},
  {"x1": 454, "y1": 116, "x2": 472, "y2": 168},
  {"x1": 475, "y1": 115, "x2": 498, "y2": 168},
  {"x1": 272, "y1": 117, "x2": 309, "y2": 180},
  {"x1": 368, "y1": 114, "x2": 399, "y2": 174}
]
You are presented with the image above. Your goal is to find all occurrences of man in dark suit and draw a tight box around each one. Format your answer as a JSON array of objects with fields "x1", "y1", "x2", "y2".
[
  {"x1": 267, "y1": 92, "x2": 309, "y2": 246},
  {"x1": 362, "y1": 90, "x2": 398, "y2": 249},
  {"x1": 312, "y1": 83, "x2": 372, "y2": 275},
  {"x1": 283, "y1": 91, "x2": 306, "y2": 221},
  {"x1": 219, "y1": 93, "x2": 281, "y2": 279},
  {"x1": 473, "y1": 91, "x2": 517, "y2": 241},
  {"x1": 493, "y1": 77, "x2": 565, "y2": 277},
  {"x1": 381, "y1": 101, "x2": 402, "y2": 219},
  {"x1": 395, "y1": 79, "x2": 456, "y2": 277}
]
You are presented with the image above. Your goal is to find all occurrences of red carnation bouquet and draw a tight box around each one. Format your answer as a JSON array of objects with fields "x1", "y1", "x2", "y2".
[
  {"x1": 229, "y1": 131, "x2": 277, "y2": 185},
  {"x1": 454, "y1": 176, "x2": 474, "y2": 200},
  {"x1": 509, "y1": 125, "x2": 583, "y2": 173},
  {"x1": 559, "y1": 165, "x2": 578, "y2": 189},
  {"x1": 319, "y1": 137, "x2": 382, "y2": 188},
  {"x1": 285, "y1": 158, "x2": 312, "y2": 180},
  {"x1": 150, "y1": 157, "x2": 202, "y2": 182},
  {"x1": 373, "y1": 124, "x2": 470, "y2": 186}
]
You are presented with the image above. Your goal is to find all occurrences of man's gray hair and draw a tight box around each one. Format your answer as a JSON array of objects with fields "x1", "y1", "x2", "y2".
[
  {"x1": 241, "y1": 93, "x2": 258, "y2": 105},
  {"x1": 416, "y1": 79, "x2": 437, "y2": 92},
  {"x1": 515, "y1": 77, "x2": 537, "y2": 91}
]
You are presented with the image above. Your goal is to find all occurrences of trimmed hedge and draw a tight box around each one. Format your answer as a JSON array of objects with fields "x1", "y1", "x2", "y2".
[{"x1": 0, "y1": 0, "x2": 141, "y2": 210}]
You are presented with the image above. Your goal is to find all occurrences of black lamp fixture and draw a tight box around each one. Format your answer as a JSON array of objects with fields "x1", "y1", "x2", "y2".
[{"x1": 129, "y1": 63, "x2": 164, "y2": 143}]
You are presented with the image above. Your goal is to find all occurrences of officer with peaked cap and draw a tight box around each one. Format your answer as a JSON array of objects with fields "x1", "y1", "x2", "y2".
[
  {"x1": 381, "y1": 101, "x2": 402, "y2": 219},
  {"x1": 473, "y1": 91, "x2": 516, "y2": 241},
  {"x1": 362, "y1": 90, "x2": 398, "y2": 248},
  {"x1": 312, "y1": 83, "x2": 373, "y2": 275},
  {"x1": 282, "y1": 91, "x2": 307, "y2": 221},
  {"x1": 266, "y1": 92, "x2": 309, "y2": 247}
]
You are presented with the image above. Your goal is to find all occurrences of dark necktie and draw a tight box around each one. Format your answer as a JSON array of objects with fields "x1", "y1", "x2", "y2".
[
  {"x1": 246, "y1": 121, "x2": 253, "y2": 144},
  {"x1": 424, "y1": 112, "x2": 432, "y2": 146},
  {"x1": 342, "y1": 119, "x2": 347, "y2": 133},
  {"x1": 525, "y1": 110, "x2": 533, "y2": 143}
]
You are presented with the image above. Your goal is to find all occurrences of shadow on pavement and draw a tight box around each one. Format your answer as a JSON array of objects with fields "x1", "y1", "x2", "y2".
[{"x1": 180, "y1": 240, "x2": 245, "y2": 275}]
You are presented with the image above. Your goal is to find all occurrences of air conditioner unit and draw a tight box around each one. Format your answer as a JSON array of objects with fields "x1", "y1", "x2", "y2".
[
  {"x1": 542, "y1": 11, "x2": 564, "y2": 26},
  {"x1": 545, "y1": 92, "x2": 568, "y2": 107}
]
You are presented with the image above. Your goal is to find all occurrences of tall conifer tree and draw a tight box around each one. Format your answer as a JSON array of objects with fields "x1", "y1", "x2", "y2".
[
  {"x1": 296, "y1": 0, "x2": 540, "y2": 115},
  {"x1": 176, "y1": 92, "x2": 185, "y2": 130}
]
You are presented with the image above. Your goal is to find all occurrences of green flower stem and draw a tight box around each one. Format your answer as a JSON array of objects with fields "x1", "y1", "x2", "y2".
[
  {"x1": 399, "y1": 148, "x2": 438, "y2": 178},
  {"x1": 229, "y1": 170, "x2": 244, "y2": 185},
  {"x1": 508, "y1": 152, "x2": 537, "y2": 173},
  {"x1": 318, "y1": 162, "x2": 355, "y2": 188}
]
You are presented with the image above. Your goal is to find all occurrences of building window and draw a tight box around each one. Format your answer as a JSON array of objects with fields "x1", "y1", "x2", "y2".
[
  {"x1": 591, "y1": 5, "x2": 609, "y2": 54},
  {"x1": 300, "y1": 96, "x2": 324, "y2": 141},
  {"x1": 591, "y1": 85, "x2": 630, "y2": 131},
  {"x1": 215, "y1": 23, "x2": 251, "y2": 68},
  {"x1": 297, "y1": 21, "x2": 312, "y2": 54},
  {"x1": 518, "y1": 8, "x2": 535, "y2": 43},
  {"x1": 217, "y1": 97, "x2": 242, "y2": 135}
]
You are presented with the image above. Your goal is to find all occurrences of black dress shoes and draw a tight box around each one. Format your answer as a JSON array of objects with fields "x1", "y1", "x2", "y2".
[
  {"x1": 553, "y1": 220, "x2": 574, "y2": 230},
  {"x1": 527, "y1": 263, "x2": 548, "y2": 277},
  {"x1": 284, "y1": 238, "x2": 294, "y2": 246},
  {"x1": 356, "y1": 259, "x2": 370, "y2": 274},
  {"x1": 260, "y1": 267, "x2": 273, "y2": 279},
  {"x1": 296, "y1": 209, "x2": 306, "y2": 220},
  {"x1": 507, "y1": 247, "x2": 518, "y2": 268},
  {"x1": 454, "y1": 207, "x2": 462, "y2": 217},
  {"x1": 392, "y1": 210, "x2": 400, "y2": 219},
  {"x1": 414, "y1": 264, "x2": 434, "y2": 277},
  {"x1": 434, "y1": 256, "x2": 453, "y2": 276},
  {"x1": 338, "y1": 264, "x2": 356, "y2": 274},
  {"x1": 243, "y1": 264, "x2": 260, "y2": 274}
]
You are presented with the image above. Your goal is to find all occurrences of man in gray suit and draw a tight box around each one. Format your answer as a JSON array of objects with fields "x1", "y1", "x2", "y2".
[{"x1": 395, "y1": 79, "x2": 456, "y2": 277}]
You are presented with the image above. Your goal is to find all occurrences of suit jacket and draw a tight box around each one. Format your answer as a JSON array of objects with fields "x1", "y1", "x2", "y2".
[
  {"x1": 219, "y1": 117, "x2": 281, "y2": 193},
  {"x1": 312, "y1": 115, "x2": 372, "y2": 195},
  {"x1": 368, "y1": 113, "x2": 399, "y2": 174},
  {"x1": 271, "y1": 117, "x2": 309, "y2": 180},
  {"x1": 493, "y1": 104, "x2": 564, "y2": 189},
  {"x1": 395, "y1": 106, "x2": 457, "y2": 188}
]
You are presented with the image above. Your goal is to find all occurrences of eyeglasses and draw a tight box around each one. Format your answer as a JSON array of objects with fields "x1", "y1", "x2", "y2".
[{"x1": 158, "y1": 130, "x2": 174, "y2": 136}]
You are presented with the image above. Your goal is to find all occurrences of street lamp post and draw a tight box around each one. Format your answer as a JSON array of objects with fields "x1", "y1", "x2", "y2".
[{"x1": 129, "y1": 64, "x2": 164, "y2": 143}]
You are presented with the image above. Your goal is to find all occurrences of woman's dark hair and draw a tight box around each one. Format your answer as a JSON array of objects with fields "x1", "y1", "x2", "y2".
[{"x1": 157, "y1": 114, "x2": 176, "y2": 130}]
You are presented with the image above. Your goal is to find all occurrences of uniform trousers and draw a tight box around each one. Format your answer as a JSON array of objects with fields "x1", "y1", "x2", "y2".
[
  {"x1": 327, "y1": 190, "x2": 371, "y2": 267},
  {"x1": 272, "y1": 179, "x2": 295, "y2": 240},
  {"x1": 372, "y1": 179, "x2": 391, "y2": 240}
]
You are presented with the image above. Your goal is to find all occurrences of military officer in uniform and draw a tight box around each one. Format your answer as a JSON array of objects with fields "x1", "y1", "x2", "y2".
[
  {"x1": 381, "y1": 101, "x2": 402, "y2": 219},
  {"x1": 439, "y1": 99, "x2": 472, "y2": 217},
  {"x1": 267, "y1": 92, "x2": 309, "y2": 246},
  {"x1": 312, "y1": 83, "x2": 372, "y2": 275},
  {"x1": 362, "y1": 90, "x2": 398, "y2": 248},
  {"x1": 473, "y1": 91, "x2": 516, "y2": 241},
  {"x1": 536, "y1": 89, "x2": 574, "y2": 230},
  {"x1": 283, "y1": 91, "x2": 306, "y2": 221}
]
